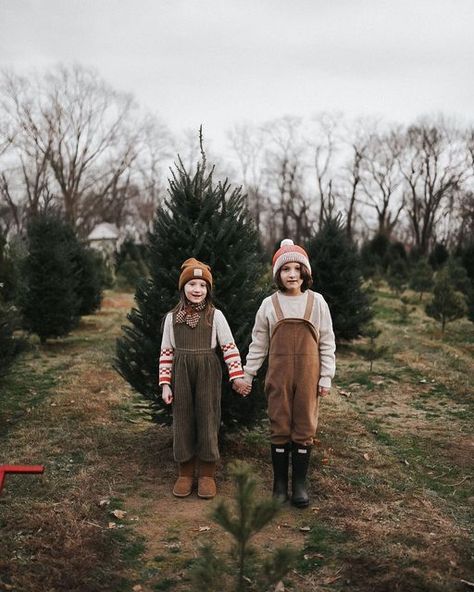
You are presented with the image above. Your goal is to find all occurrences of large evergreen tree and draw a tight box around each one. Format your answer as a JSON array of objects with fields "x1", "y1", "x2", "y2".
[
  {"x1": 307, "y1": 216, "x2": 373, "y2": 341},
  {"x1": 20, "y1": 213, "x2": 81, "y2": 343},
  {"x1": 115, "y1": 152, "x2": 268, "y2": 428}
]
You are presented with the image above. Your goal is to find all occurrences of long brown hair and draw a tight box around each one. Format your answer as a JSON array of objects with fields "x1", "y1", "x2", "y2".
[{"x1": 171, "y1": 281, "x2": 215, "y2": 326}]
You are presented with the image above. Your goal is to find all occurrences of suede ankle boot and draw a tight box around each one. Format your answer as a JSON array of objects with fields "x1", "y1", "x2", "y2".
[
  {"x1": 172, "y1": 458, "x2": 195, "y2": 497},
  {"x1": 198, "y1": 460, "x2": 217, "y2": 499},
  {"x1": 271, "y1": 443, "x2": 290, "y2": 503},
  {"x1": 291, "y1": 443, "x2": 311, "y2": 508}
]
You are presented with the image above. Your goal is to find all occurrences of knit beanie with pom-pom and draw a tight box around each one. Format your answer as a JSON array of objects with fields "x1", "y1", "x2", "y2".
[{"x1": 272, "y1": 239, "x2": 311, "y2": 277}]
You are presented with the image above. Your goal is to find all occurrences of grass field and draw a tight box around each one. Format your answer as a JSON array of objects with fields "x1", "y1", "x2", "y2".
[{"x1": 0, "y1": 289, "x2": 472, "y2": 592}]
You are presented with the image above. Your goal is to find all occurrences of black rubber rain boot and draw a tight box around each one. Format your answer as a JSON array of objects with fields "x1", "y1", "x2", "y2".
[
  {"x1": 291, "y1": 443, "x2": 311, "y2": 508},
  {"x1": 271, "y1": 443, "x2": 291, "y2": 503}
]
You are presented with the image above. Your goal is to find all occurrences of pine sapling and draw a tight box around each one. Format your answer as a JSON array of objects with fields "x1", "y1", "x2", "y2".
[
  {"x1": 190, "y1": 461, "x2": 297, "y2": 591},
  {"x1": 425, "y1": 268, "x2": 467, "y2": 333},
  {"x1": 360, "y1": 324, "x2": 388, "y2": 372},
  {"x1": 398, "y1": 296, "x2": 416, "y2": 324}
]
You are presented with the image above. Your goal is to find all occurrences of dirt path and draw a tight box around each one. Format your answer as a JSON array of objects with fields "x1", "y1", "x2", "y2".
[{"x1": 1, "y1": 290, "x2": 472, "y2": 592}]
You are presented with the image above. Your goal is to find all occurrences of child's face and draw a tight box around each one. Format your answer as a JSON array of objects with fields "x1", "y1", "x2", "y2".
[
  {"x1": 184, "y1": 279, "x2": 207, "y2": 304},
  {"x1": 279, "y1": 262, "x2": 303, "y2": 294}
]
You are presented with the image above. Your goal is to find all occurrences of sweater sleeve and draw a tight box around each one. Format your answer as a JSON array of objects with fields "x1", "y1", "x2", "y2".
[
  {"x1": 158, "y1": 313, "x2": 174, "y2": 386},
  {"x1": 317, "y1": 296, "x2": 336, "y2": 388},
  {"x1": 214, "y1": 310, "x2": 245, "y2": 381},
  {"x1": 242, "y1": 299, "x2": 270, "y2": 383}
]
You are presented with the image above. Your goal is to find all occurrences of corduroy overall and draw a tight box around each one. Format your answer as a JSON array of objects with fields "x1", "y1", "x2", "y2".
[
  {"x1": 265, "y1": 292, "x2": 320, "y2": 446},
  {"x1": 171, "y1": 309, "x2": 222, "y2": 463}
]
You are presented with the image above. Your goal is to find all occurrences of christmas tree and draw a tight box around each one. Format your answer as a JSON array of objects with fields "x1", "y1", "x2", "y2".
[
  {"x1": 409, "y1": 258, "x2": 433, "y2": 301},
  {"x1": 190, "y1": 461, "x2": 296, "y2": 591},
  {"x1": 426, "y1": 267, "x2": 467, "y2": 333},
  {"x1": 307, "y1": 216, "x2": 373, "y2": 341},
  {"x1": 20, "y1": 213, "x2": 81, "y2": 344},
  {"x1": 115, "y1": 144, "x2": 268, "y2": 428}
]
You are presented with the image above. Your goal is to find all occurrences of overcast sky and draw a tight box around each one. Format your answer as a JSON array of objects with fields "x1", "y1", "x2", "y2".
[{"x1": 1, "y1": 0, "x2": 473, "y2": 154}]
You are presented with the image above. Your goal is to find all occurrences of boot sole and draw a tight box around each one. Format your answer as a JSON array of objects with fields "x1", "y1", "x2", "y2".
[
  {"x1": 291, "y1": 499, "x2": 309, "y2": 508},
  {"x1": 173, "y1": 490, "x2": 193, "y2": 497}
]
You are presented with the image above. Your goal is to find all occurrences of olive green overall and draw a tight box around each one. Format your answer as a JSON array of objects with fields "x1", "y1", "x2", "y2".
[
  {"x1": 265, "y1": 292, "x2": 320, "y2": 446},
  {"x1": 172, "y1": 309, "x2": 222, "y2": 463}
]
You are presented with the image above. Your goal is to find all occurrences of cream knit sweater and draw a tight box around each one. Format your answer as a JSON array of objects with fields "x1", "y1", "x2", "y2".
[{"x1": 243, "y1": 290, "x2": 336, "y2": 388}]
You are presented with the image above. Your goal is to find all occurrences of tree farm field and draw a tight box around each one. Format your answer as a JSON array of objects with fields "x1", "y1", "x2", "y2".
[{"x1": 0, "y1": 289, "x2": 472, "y2": 592}]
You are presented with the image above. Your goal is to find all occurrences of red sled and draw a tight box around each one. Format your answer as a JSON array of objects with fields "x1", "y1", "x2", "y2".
[{"x1": 0, "y1": 465, "x2": 45, "y2": 495}]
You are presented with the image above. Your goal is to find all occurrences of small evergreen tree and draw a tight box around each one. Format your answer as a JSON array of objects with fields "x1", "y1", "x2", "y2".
[
  {"x1": 0, "y1": 231, "x2": 20, "y2": 303},
  {"x1": 409, "y1": 258, "x2": 433, "y2": 301},
  {"x1": 19, "y1": 213, "x2": 80, "y2": 344},
  {"x1": 190, "y1": 462, "x2": 297, "y2": 591},
  {"x1": 115, "y1": 146, "x2": 268, "y2": 427},
  {"x1": 360, "y1": 324, "x2": 388, "y2": 372},
  {"x1": 428, "y1": 242, "x2": 449, "y2": 270},
  {"x1": 398, "y1": 296, "x2": 415, "y2": 324},
  {"x1": 445, "y1": 257, "x2": 471, "y2": 296},
  {"x1": 0, "y1": 299, "x2": 25, "y2": 377},
  {"x1": 307, "y1": 216, "x2": 373, "y2": 341},
  {"x1": 386, "y1": 257, "x2": 409, "y2": 295},
  {"x1": 359, "y1": 233, "x2": 390, "y2": 278},
  {"x1": 73, "y1": 244, "x2": 104, "y2": 315},
  {"x1": 425, "y1": 268, "x2": 467, "y2": 333}
]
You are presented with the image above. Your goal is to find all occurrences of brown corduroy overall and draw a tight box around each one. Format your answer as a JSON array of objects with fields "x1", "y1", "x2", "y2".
[
  {"x1": 171, "y1": 309, "x2": 222, "y2": 463},
  {"x1": 265, "y1": 292, "x2": 320, "y2": 446}
]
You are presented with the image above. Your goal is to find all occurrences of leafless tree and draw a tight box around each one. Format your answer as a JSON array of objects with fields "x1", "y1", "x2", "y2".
[
  {"x1": 360, "y1": 126, "x2": 405, "y2": 237},
  {"x1": 399, "y1": 118, "x2": 469, "y2": 255},
  {"x1": 306, "y1": 113, "x2": 339, "y2": 230},
  {"x1": 1, "y1": 65, "x2": 143, "y2": 235},
  {"x1": 262, "y1": 116, "x2": 314, "y2": 246},
  {"x1": 228, "y1": 122, "x2": 268, "y2": 233}
]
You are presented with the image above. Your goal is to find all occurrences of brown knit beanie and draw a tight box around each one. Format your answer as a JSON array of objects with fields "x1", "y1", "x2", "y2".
[{"x1": 178, "y1": 258, "x2": 213, "y2": 290}]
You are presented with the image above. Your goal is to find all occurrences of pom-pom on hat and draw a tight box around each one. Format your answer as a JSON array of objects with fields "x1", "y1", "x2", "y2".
[
  {"x1": 272, "y1": 239, "x2": 311, "y2": 277},
  {"x1": 179, "y1": 258, "x2": 213, "y2": 290}
]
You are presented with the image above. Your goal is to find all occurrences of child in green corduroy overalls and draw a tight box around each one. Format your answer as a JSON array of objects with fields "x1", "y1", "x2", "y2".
[
  {"x1": 159, "y1": 258, "x2": 249, "y2": 499},
  {"x1": 236, "y1": 240, "x2": 336, "y2": 508}
]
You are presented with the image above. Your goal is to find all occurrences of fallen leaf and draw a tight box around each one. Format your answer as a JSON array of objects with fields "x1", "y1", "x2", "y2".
[
  {"x1": 299, "y1": 526, "x2": 311, "y2": 532},
  {"x1": 110, "y1": 509, "x2": 127, "y2": 520},
  {"x1": 363, "y1": 453, "x2": 370, "y2": 461},
  {"x1": 339, "y1": 389, "x2": 351, "y2": 397},
  {"x1": 198, "y1": 526, "x2": 210, "y2": 532},
  {"x1": 321, "y1": 458, "x2": 329, "y2": 465},
  {"x1": 99, "y1": 498, "x2": 110, "y2": 507},
  {"x1": 274, "y1": 581, "x2": 285, "y2": 592},
  {"x1": 108, "y1": 522, "x2": 116, "y2": 529},
  {"x1": 133, "y1": 586, "x2": 143, "y2": 592}
]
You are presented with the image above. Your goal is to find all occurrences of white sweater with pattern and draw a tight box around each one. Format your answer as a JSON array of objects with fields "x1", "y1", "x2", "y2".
[
  {"x1": 158, "y1": 309, "x2": 244, "y2": 386},
  {"x1": 243, "y1": 290, "x2": 336, "y2": 388}
]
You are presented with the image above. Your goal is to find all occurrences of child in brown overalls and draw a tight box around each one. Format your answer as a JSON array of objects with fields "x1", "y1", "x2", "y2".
[
  {"x1": 159, "y1": 258, "x2": 249, "y2": 499},
  {"x1": 236, "y1": 240, "x2": 336, "y2": 508}
]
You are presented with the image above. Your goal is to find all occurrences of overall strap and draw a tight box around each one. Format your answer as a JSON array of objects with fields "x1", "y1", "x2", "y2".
[
  {"x1": 271, "y1": 293, "x2": 284, "y2": 321},
  {"x1": 303, "y1": 291, "x2": 315, "y2": 322}
]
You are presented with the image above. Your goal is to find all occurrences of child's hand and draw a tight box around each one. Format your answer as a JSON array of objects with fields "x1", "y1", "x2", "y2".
[
  {"x1": 162, "y1": 384, "x2": 173, "y2": 404},
  {"x1": 318, "y1": 386, "x2": 330, "y2": 397},
  {"x1": 232, "y1": 379, "x2": 252, "y2": 397}
]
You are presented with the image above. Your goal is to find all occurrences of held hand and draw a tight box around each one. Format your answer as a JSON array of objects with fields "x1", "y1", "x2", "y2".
[
  {"x1": 318, "y1": 386, "x2": 330, "y2": 398},
  {"x1": 162, "y1": 384, "x2": 173, "y2": 404},
  {"x1": 232, "y1": 379, "x2": 252, "y2": 397}
]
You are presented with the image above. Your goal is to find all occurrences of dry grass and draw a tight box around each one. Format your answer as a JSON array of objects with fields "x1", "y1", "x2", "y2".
[{"x1": 0, "y1": 288, "x2": 473, "y2": 592}]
